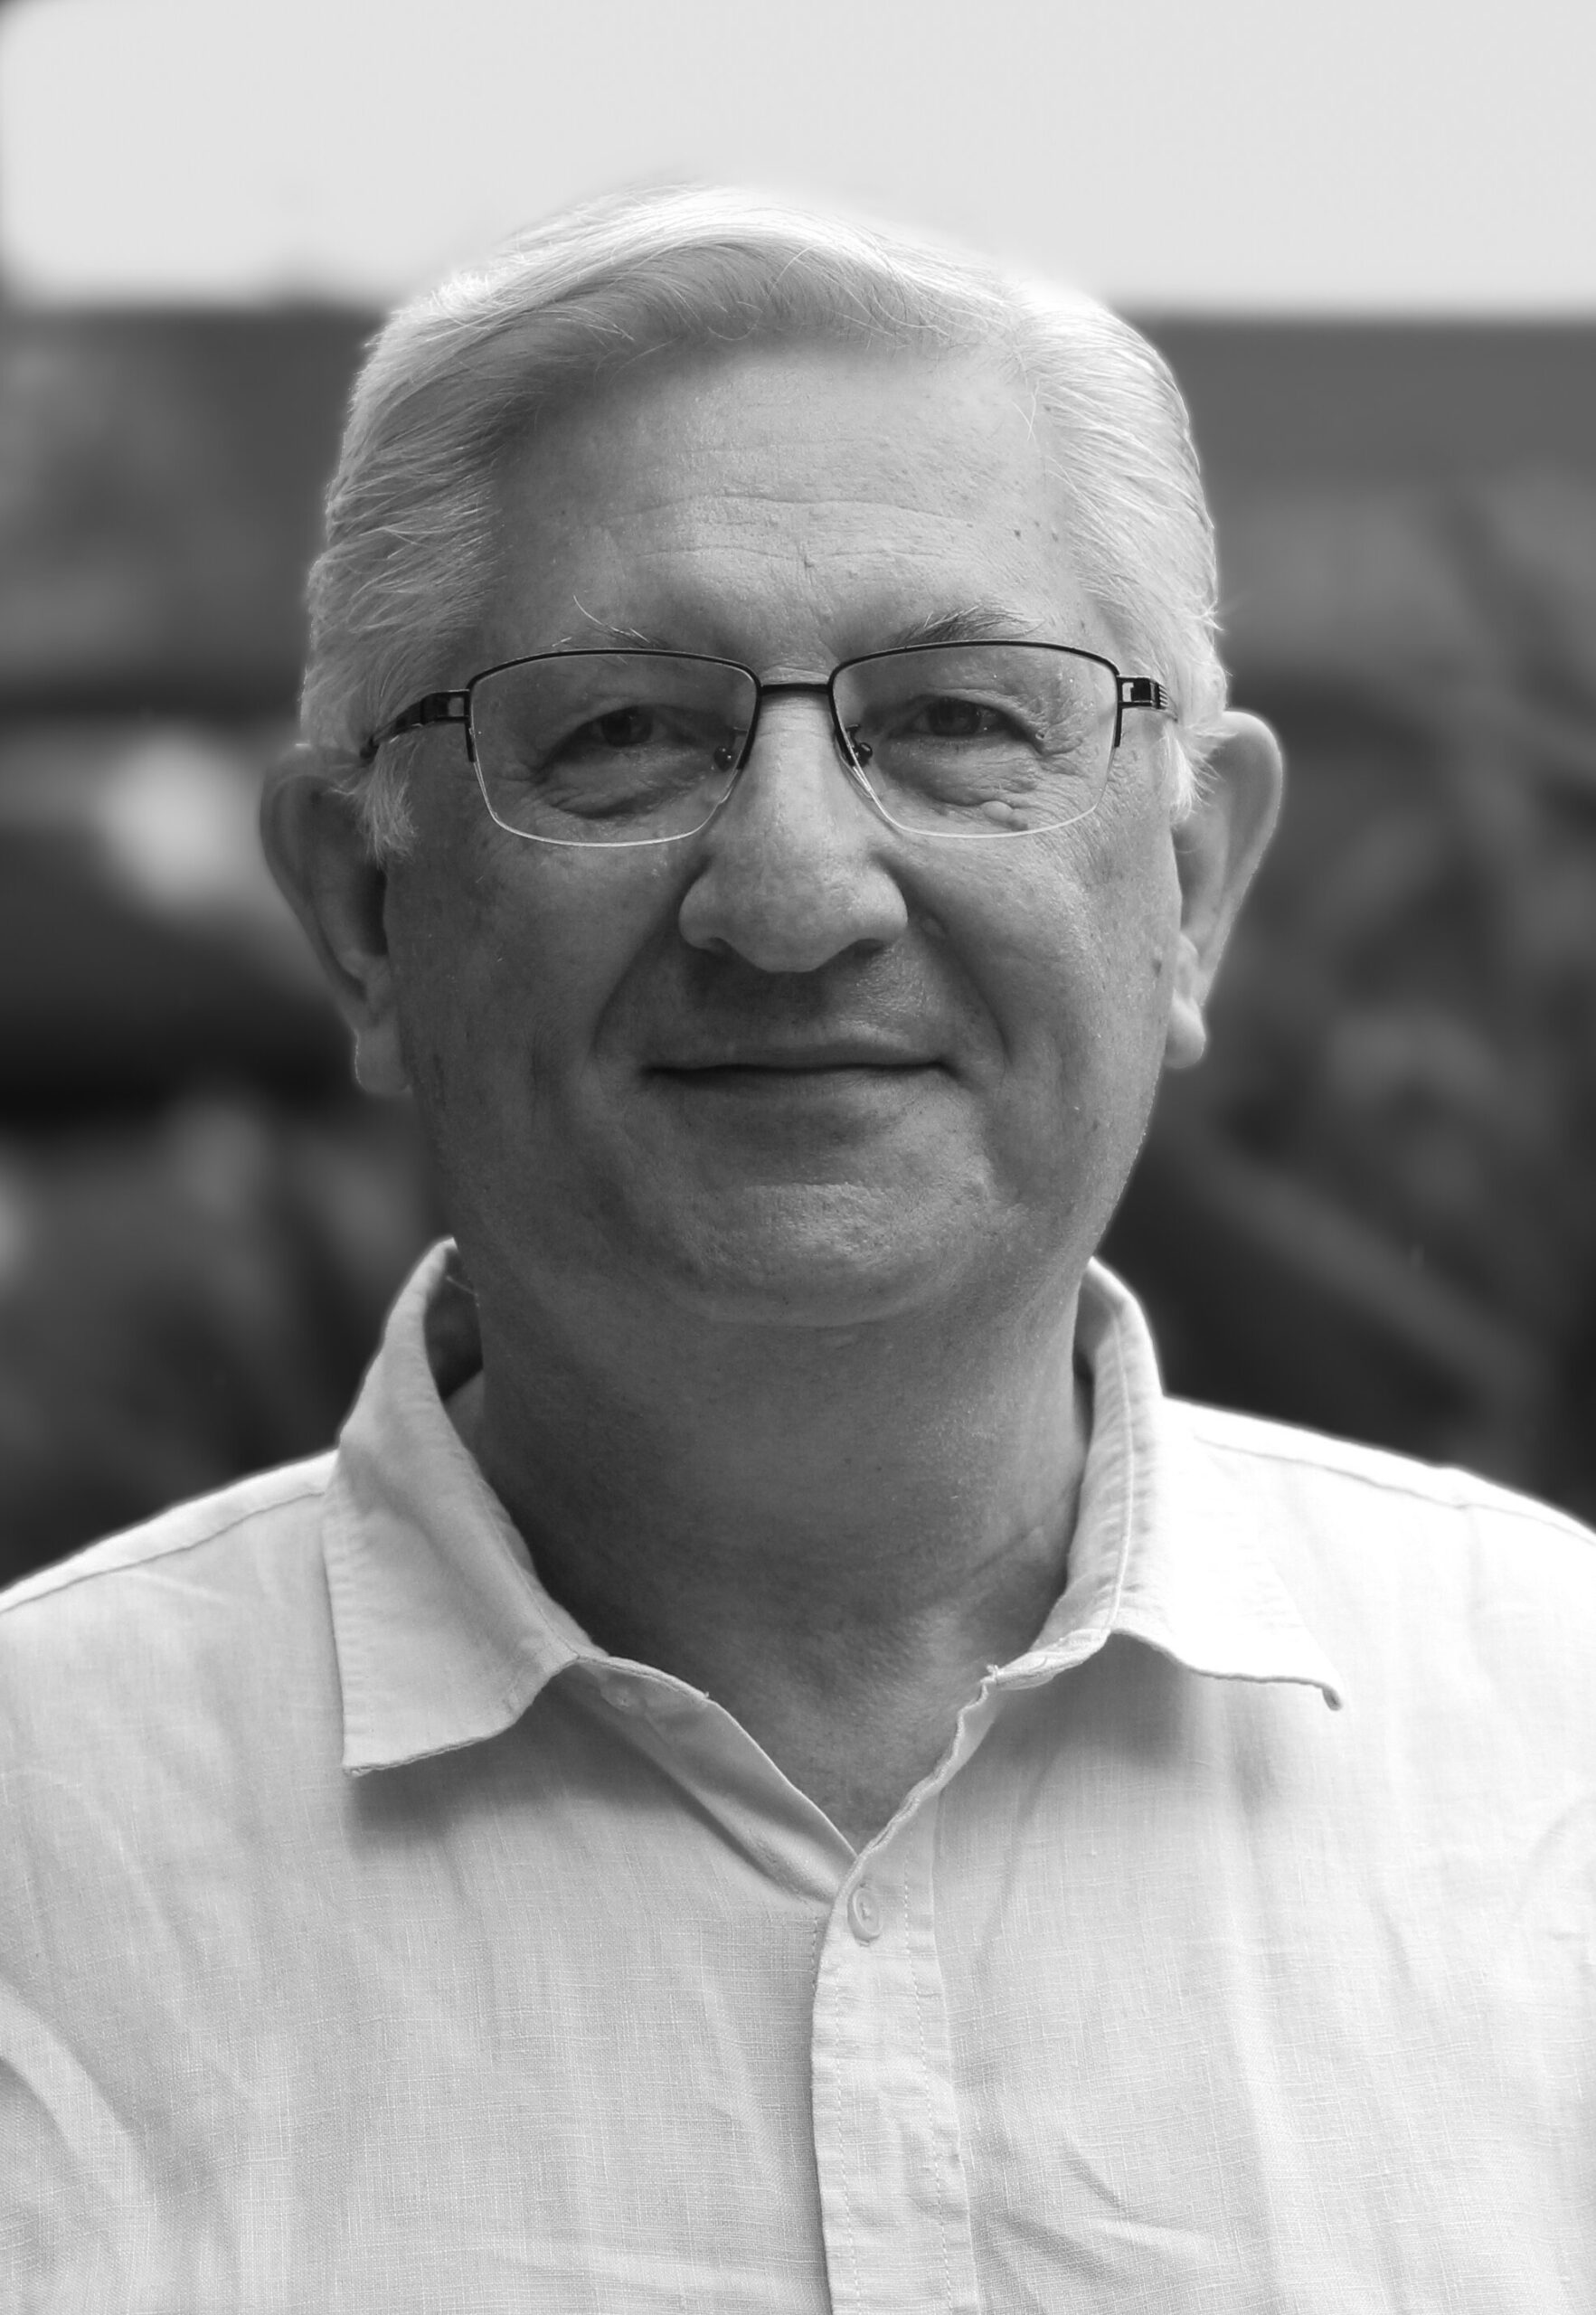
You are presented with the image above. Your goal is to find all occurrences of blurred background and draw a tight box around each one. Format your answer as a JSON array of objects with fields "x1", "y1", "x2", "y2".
[{"x1": 1, "y1": 0, "x2": 1593, "y2": 1583}]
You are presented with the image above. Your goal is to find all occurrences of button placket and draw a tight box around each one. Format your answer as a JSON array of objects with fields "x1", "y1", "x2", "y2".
[{"x1": 810, "y1": 1807, "x2": 981, "y2": 2312}]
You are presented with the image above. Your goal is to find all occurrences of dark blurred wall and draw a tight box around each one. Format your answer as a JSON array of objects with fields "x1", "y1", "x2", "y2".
[
  {"x1": 0, "y1": 306, "x2": 444, "y2": 1579},
  {"x1": 1, "y1": 305, "x2": 1593, "y2": 1583},
  {"x1": 0, "y1": 308, "x2": 367, "y2": 710},
  {"x1": 1111, "y1": 321, "x2": 1596, "y2": 1513}
]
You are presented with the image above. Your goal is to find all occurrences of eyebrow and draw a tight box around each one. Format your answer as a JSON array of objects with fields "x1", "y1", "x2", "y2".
[
  {"x1": 547, "y1": 618, "x2": 672, "y2": 653},
  {"x1": 543, "y1": 603, "x2": 1051, "y2": 658},
  {"x1": 889, "y1": 604, "x2": 1052, "y2": 649}
]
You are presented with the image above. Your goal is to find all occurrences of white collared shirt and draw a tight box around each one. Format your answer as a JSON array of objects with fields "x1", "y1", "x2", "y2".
[{"x1": 3, "y1": 1244, "x2": 1592, "y2": 2310}]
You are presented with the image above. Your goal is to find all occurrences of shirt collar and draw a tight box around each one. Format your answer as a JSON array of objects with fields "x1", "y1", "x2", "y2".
[
  {"x1": 1009, "y1": 1263, "x2": 1345, "y2": 1712},
  {"x1": 323, "y1": 1243, "x2": 1342, "y2": 1774},
  {"x1": 321, "y1": 1243, "x2": 590, "y2": 1773}
]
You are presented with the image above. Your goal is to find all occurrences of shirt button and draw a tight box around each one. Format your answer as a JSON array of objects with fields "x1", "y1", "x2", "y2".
[
  {"x1": 847, "y1": 1882, "x2": 884, "y2": 1942},
  {"x1": 600, "y1": 1679, "x2": 640, "y2": 1713}
]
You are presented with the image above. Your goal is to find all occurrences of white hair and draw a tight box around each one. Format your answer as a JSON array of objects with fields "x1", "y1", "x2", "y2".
[{"x1": 301, "y1": 184, "x2": 1228, "y2": 857}]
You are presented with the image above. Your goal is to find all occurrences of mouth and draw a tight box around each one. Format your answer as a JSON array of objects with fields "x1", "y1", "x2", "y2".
[
  {"x1": 651, "y1": 1056, "x2": 943, "y2": 1084},
  {"x1": 647, "y1": 1053, "x2": 948, "y2": 1109},
  {"x1": 651, "y1": 1040, "x2": 944, "y2": 1075}
]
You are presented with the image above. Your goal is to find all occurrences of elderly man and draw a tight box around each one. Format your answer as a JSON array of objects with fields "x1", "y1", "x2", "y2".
[{"x1": 4, "y1": 187, "x2": 1592, "y2": 2310}]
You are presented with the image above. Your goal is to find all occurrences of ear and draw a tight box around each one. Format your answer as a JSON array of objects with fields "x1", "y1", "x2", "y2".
[
  {"x1": 260, "y1": 751, "x2": 410, "y2": 1096},
  {"x1": 1165, "y1": 710, "x2": 1283, "y2": 1072}
]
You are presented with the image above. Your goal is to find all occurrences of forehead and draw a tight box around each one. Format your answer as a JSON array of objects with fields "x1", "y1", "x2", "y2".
[{"x1": 479, "y1": 336, "x2": 1106, "y2": 670}]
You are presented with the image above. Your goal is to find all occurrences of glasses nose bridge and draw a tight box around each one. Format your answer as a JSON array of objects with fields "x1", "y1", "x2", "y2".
[
  {"x1": 706, "y1": 671, "x2": 885, "y2": 847},
  {"x1": 737, "y1": 671, "x2": 863, "y2": 780}
]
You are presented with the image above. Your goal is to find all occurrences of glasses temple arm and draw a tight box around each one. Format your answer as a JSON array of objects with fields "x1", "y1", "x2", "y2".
[{"x1": 358, "y1": 691, "x2": 470, "y2": 767}]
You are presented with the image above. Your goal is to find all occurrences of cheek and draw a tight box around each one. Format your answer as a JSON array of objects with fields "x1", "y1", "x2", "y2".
[
  {"x1": 977, "y1": 809, "x2": 1180, "y2": 1062},
  {"x1": 386, "y1": 831, "x2": 677, "y2": 1127},
  {"x1": 1079, "y1": 778, "x2": 1185, "y2": 978},
  {"x1": 383, "y1": 822, "x2": 534, "y2": 1129}
]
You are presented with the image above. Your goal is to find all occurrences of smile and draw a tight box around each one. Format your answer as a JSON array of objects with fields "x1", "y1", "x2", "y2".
[
  {"x1": 648, "y1": 1059, "x2": 947, "y2": 1110},
  {"x1": 650, "y1": 1039, "x2": 943, "y2": 1073}
]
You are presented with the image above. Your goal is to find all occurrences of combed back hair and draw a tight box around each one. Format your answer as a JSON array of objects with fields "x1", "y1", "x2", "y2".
[{"x1": 301, "y1": 184, "x2": 1228, "y2": 858}]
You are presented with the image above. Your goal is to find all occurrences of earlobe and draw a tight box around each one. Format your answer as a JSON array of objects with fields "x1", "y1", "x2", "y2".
[
  {"x1": 1164, "y1": 711, "x2": 1284, "y2": 1073},
  {"x1": 352, "y1": 1025, "x2": 408, "y2": 1097},
  {"x1": 1165, "y1": 959, "x2": 1209, "y2": 1072},
  {"x1": 260, "y1": 752, "x2": 410, "y2": 1097}
]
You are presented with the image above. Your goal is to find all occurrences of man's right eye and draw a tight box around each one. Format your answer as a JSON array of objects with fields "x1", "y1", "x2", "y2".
[{"x1": 573, "y1": 705, "x2": 657, "y2": 751}]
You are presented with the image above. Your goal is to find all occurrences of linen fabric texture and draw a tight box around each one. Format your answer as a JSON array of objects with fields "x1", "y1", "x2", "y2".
[{"x1": 2, "y1": 1243, "x2": 1592, "y2": 2312}]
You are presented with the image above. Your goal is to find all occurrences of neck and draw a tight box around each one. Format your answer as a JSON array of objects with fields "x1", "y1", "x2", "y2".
[{"x1": 465, "y1": 1266, "x2": 1093, "y2": 1844}]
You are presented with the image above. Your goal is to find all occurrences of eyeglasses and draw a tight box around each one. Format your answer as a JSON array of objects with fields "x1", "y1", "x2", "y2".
[{"x1": 359, "y1": 642, "x2": 1171, "y2": 848}]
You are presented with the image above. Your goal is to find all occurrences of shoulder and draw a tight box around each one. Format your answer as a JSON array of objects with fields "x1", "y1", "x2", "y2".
[
  {"x1": 1172, "y1": 1397, "x2": 1593, "y2": 1551},
  {"x1": 1168, "y1": 1399, "x2": 1596, "y2": 1700},
  {"x1": 0, "y1": 1460, "x2": 350, "y2": 2019},
  {"x1": 1, "y1": 1454, "x2": 335, "y2": 1620},
  {"x1": 0, "y1": 1457, "x2": 338, "y2": 1728}
]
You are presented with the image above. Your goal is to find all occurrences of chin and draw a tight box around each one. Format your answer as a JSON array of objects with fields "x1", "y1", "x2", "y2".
[{"x1": 635, "y1": 1184, "x2": 961, "y2": 1329}]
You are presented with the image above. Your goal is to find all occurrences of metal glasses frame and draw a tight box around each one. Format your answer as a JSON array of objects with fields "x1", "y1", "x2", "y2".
[{"x1": 358, "y1": 642, "x2": 1171, "y2": 844}]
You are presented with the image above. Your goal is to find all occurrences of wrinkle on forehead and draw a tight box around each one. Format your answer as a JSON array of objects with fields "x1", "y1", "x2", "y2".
[
  {"x1": 544, "y1": 600, "x2": 1060, "y2": 661},
  {"x1": 480, "y1": 336, "x2": 1101, "y2": 672}
]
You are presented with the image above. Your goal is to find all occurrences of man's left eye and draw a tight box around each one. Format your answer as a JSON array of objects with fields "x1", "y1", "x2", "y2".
[{"x1": 908, "y1": 695, "x2": 1012, "y2": 742}]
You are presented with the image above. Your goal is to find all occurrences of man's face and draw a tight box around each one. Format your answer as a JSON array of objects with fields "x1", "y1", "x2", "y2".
[{"x1": 380, "y1": 338, "x2": 1197, "y2": 1333}]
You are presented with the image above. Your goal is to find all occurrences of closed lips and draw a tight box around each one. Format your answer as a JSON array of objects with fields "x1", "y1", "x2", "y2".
[{"x1": 655, "y1": 1047, "x2": 940, "y2": 1070}]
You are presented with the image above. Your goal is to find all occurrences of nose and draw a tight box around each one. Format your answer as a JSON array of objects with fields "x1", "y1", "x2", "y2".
[{"x1": 675, "y1": 694, "x2": 910, "y2": 972}]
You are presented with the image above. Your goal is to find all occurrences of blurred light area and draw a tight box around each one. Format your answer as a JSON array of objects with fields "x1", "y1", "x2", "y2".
[{"x1": 2, "y1": 0, "x2": 1593, "y2": 312}]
